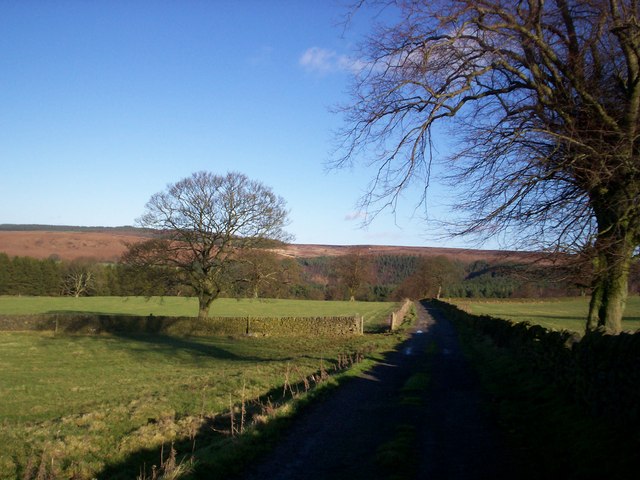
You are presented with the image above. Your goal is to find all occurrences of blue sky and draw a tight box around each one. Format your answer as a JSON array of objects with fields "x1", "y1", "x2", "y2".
[{"x1": 0, "y1": 1, "x2": 470, "y2": 248}]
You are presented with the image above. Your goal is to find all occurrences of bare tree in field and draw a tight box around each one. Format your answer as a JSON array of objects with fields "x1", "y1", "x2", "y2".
[
  {"x1": 335, "y1": 0, "x2": 640, "y2": 333},
  {"x1": 333, "y1": 247, "x2": 374, "y2": 301},
  {"x1": 234, "y1": 249, "x2": 284, "y2": 299},
  {"x1": 123, "y1": 171, "x2": 291, "y2": 318},
  {"x1": 61, "y1": 259, "x2": 95, "y2": 297}
]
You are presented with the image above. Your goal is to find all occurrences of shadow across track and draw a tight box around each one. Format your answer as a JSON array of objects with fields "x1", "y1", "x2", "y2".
[{"x1": 239, "y1": 300, "x2": 515, "y2": 480}]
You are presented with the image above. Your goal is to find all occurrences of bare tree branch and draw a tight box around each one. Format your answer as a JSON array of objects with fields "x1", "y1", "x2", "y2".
[{"x1": 334, "y1": 0, "x2": 640, "y2": 332}]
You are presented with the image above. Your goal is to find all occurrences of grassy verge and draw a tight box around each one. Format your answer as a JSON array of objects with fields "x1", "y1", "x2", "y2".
[
  {"x1": 447, "y1": 296, "x2": 640, "y2": 332},
  {"x1": 1, "y1": 316, "x2": 410, "y2": 479},
  {"x1": 450, "y1": 314, "x2": 639, "y2": 479},
  {"x1": 179, "y1": 351, "x2": 391, "y2": 480}
]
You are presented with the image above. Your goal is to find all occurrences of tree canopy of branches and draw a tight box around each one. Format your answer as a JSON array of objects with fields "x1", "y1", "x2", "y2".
[
  {"x1": 332, "y1": 248, "x2": 375, "y2": 300},
  {"x1": 394, "y1": 255, "x2": 465, "y2": 299},
  {"x1": 336, "y1": 0, "x2": 640, "y2": 333},
  {"x1": 61, "y1": 259, "x2": 95, "y2": 298},
  {"x1": 123, "y1": 171, "x2": 291, "y2": 318},
  {"x1": 232, "y1": 249, "x2": 300, "y2": 299}
]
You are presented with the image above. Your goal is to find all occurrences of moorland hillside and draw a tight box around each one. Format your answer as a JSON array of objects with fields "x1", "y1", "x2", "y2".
[{"x1": 0, "y1": 224, "x2": 536, "y2": 263}]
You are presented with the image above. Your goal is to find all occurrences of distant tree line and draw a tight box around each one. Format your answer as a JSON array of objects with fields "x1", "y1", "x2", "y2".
[
  {"x1": 0, "y1": 253, "x2": 174, "y2": 297},
  {"x1": 0, "y1": 254, "x2": 60, "y2": 296},
  {"x1": 1, "y1": 250, "x2": 638, "y2": 300},
  {"x1": 297, "y1": 253, "x2": 632, "y2": 301}
]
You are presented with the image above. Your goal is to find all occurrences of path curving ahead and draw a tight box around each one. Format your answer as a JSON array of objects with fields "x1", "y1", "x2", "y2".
[{"x1": 240, "y1": 301, "x2": 515, "y2": 480}]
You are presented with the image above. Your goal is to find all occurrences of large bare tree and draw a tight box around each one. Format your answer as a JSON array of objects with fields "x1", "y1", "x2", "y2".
[
  {"x1": 335, "y1": 0, "x2": 640, "y2": 333},
  {"x1": 123, "y1": 171, "x2": 291, "y2": 318}
]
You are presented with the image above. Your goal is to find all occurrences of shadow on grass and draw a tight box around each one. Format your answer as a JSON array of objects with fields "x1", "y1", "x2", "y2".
[
  {"x1": 496, "y1": 313, "x2": 581, "y2": 322},
  {"x1": 452, "y1": 320, "x2": 640, "y2": 480},
  {"x1": 95, "y1": 310, "x2": 423, "y2": 479},
  {"x1": 364, "y1": 324, "x2": 392, "y2": 334},
  {"x1": 112, "y1": 333, "x2": 248, "y2": 361},
  {"x1": 38, "y1": 313, "x2": 372, "y2": 363},
  {"x1": 94, "y1": 348, "x2": 373, "y2": 480},
  {"x1": 38, "y1": 312, "x2": 286, "y2": 361},
  {"x1": 477, "y1": 312, "x2": 640, "y2": 331},
  {"x1": 42, "y1": 311, "x2": 180, "y2": 335},
  {"x1": 110, "y1": 332, "x2": 299, "y2": 364}
]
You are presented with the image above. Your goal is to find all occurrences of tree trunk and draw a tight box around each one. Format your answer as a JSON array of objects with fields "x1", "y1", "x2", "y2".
[
  {"x1": 586, "y1": 278, "x2": 603, "y2": 331},
  {"x1": 599, "y1": 243, "x2": 633, "y2": 333},
  {"x1": 586, "y1": 231, "x2": 635, "y2": 334},
  {"x1": 585, "y1": 185, "x2": 639, "y2": 335},
  {"x1": 586, "y1": 251, "x2": 605, "y2": 331},
  {"x1": 198, "y1": 300, "x2": 210, "y2": 319},
  {"x1": 198, "y1": 291, "x2": 215, "y2": 319}
]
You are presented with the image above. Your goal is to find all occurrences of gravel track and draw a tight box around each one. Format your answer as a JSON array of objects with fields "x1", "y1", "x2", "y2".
[{"x1": 239, "y1": 301, "x2": 515, "y2": 479}]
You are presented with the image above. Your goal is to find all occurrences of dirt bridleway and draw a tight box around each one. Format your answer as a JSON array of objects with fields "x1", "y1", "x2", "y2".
[{"x1": 240, "y1": 301, "x2": 514, "y2": 480}]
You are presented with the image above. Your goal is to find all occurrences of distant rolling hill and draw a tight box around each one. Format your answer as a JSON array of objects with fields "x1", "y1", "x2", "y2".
[
  {"x1": 0, "y1": 224, "x2": 537, "y2": 263},
  {"x1": 0, "y1": 226, "x2": 153, "y2": 262}
]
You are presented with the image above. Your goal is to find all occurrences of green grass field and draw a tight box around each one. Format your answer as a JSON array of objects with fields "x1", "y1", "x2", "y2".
[
  {"x1": 0, "y1": 296, "x2": 396, "y2": 331},
  {"x1": 0, "y1": 298, "x2": 405, "y2": 479},
  {"x1": 0, "y1": 296, "x2": 390, "y2": 317},
  {"x1": 447, "y1": 296, "x2": 640, "y2": 332}
]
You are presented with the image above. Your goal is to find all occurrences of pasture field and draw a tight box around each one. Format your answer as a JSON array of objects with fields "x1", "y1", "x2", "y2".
[
  {"x1": 448, "y1": 296, "x2": 640, "y2": 332},
  {"x1": 0, "y1": 300, "x2": 405, "y2": 479},
  {"x1": 0, "y1": 296, "x2": 396, "y2": 332}
]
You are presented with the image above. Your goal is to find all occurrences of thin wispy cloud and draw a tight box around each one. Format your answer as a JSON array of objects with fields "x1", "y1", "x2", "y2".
[
  {"x1": 299, "y1": 47, "x2": 364, "y2": 74},
  {"x1": 344, "y1": 211, "x2": 367, "y2": 221}
]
